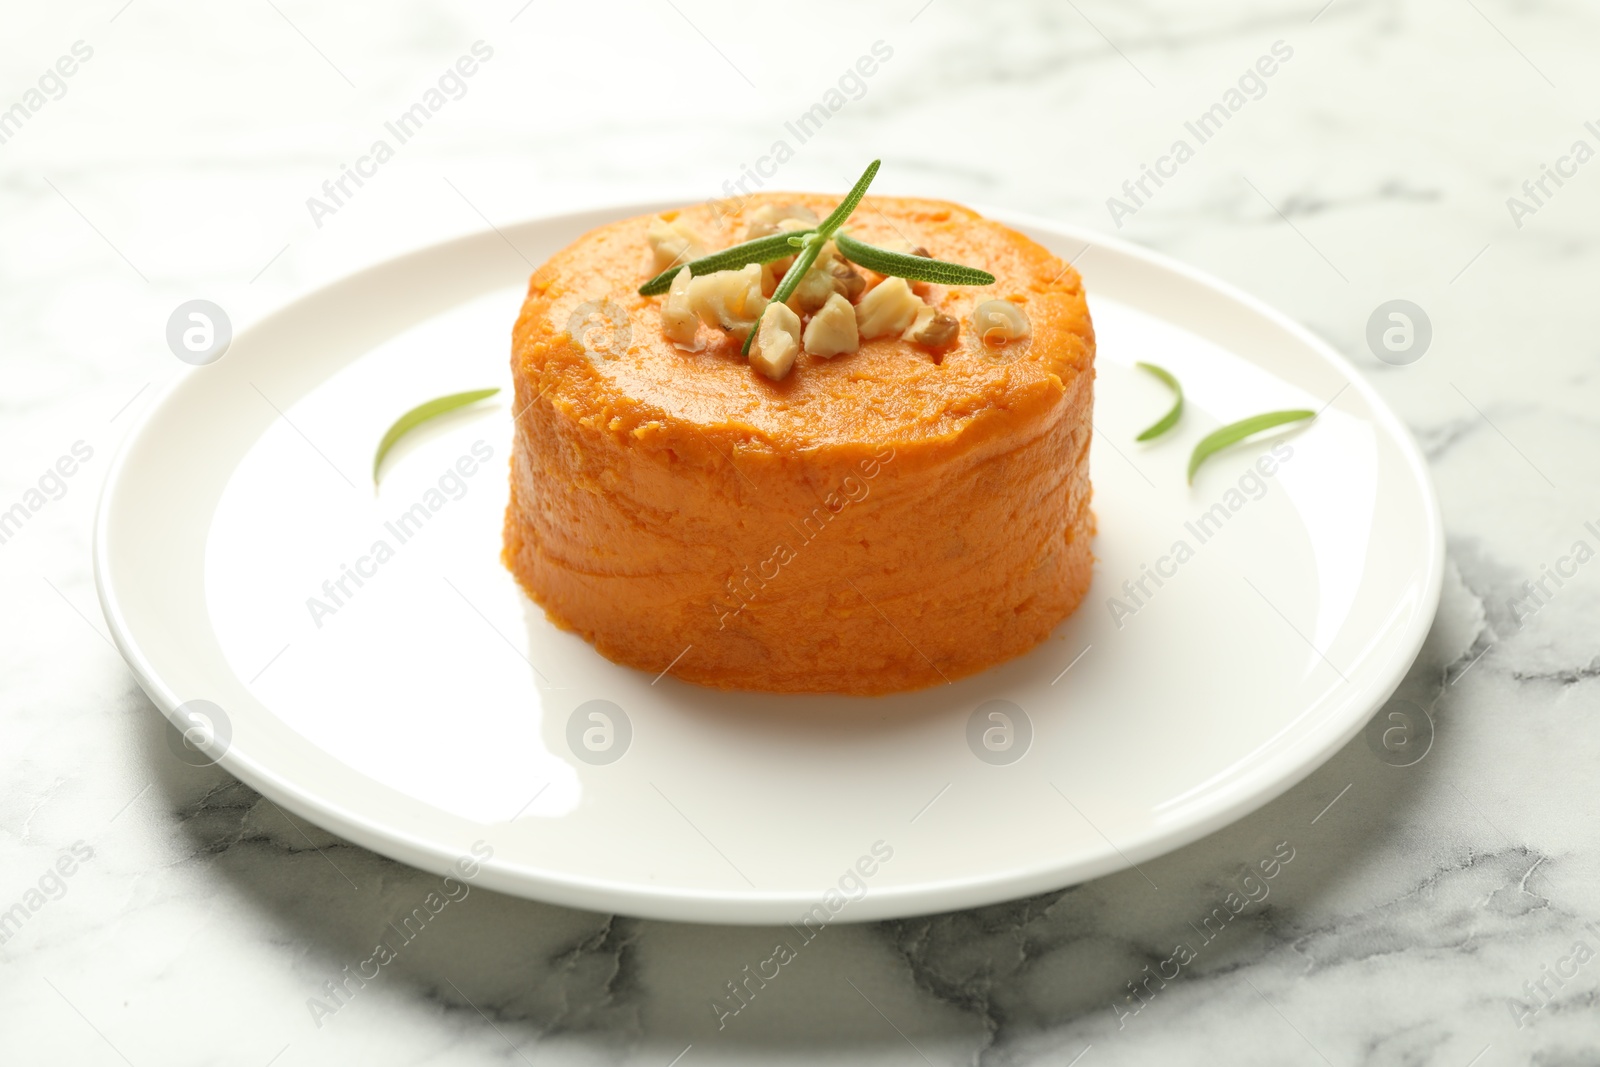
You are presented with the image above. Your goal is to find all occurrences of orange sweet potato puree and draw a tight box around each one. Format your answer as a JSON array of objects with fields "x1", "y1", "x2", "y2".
[{"x1": 503, "y1": 193, "x2": 1094, "y2": 694}]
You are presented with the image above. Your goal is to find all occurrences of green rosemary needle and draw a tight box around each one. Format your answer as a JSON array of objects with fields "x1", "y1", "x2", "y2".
[
  {"x1": 1187, "y1": 409, "x2": 1314, "y2": 485},
  {"x1": 374, "y1": 388, "x2": 499, "y2": 485},
  {"x1": 1134, "y1": 362, "x2": 1183, "y2": 442},
  {"x1": 834, "y1": 232, "x2": 995, "y2": 286},
  {"x1": 815, "y1": 158, "x2": 880, "y2": 234}
]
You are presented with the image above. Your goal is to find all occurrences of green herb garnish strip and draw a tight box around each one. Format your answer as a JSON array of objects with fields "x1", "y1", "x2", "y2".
[
  {"x1": 738, "y1": 161, "x2": 880, "y2": 357},
  {"x1": 815, "y1": 158, "x2": 880, "y2": 234},
  {"x1": 834, "y1": 232, "x2": 995, "y2": 286},
  {"x1": 1187, "y1": 409, "x2": 1314, "y2": 485},
  {"x1": 374, "y1": 388, "x2": 500, "y2": 485},
  {"x1": 1134, "y1": 362, "x2": 1183, "y2": 442},
  {"x1": 638, "y1": 230, "x2": 816, "y2": 296}
]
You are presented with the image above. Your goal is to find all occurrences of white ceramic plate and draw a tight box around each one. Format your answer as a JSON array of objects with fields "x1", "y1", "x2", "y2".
[{"x1": 95, "y1": 203, "x2": 1442, "y2": 924}]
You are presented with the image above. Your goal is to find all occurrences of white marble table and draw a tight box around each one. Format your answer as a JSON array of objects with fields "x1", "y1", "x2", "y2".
[{"x1": 4, "y1": 0, "x2": 1597, "y2": 1062}]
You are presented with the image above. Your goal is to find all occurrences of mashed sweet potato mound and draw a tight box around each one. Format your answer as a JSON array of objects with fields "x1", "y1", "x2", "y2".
[{"x1": 503, "y1": 193, "x2": 1094, "y2": 694}]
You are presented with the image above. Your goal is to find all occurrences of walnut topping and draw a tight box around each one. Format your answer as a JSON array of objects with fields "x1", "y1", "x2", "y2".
[
  {"x1": 803, "y1": 293, "x2": 860, "y2": 358},
  {"x1": 830, "y1": 255, "x2": 866, "y2": 302},
  {"x1": 744, "y1": 203, "x2": 820, "y2": 241},
  {"x1": 646, "y1": 197, "x2": 998, "y2": 376},
  {"x1": 784, "y1": 241, "x2": 865, "y2": 314},
  {"x1": 661, "y1": 263, "x2": 701, "y2": 350},
  {"x1": 854, "y1": 276, "x2": 922, "y2": 339},
  {"x1": 971, "y1": 299, "x2": 1031, "y2": 345},
  {"x1": 902, "y1": 304, "x2": 959, "y2": 352},
  {"x1": 647, "y1": 216, "x2": 705, "y2": 272},
  {"x1": 785, "y1": 261, "x2": 835, "y2": 314},
  {"x1": 751, "y1": 302, "x2": 801, "y2": 381},
  {"x1": 687, "y1": 264, "x2": 768, "y2": 340}
]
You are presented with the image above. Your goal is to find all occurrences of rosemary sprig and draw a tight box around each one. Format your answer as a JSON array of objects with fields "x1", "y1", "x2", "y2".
[
  {"x1": 637, "y1": 157, "x2": 880, "y2": 300},
  {"x1": 816, "y1": 158, "x2": 880, "y2": 234},
  {"x1": 739, "y1": 159, "x2": 883, "y2": 357},
  {"x1": 834, "y1": 232, "x2": 995, "y2": 286},
  {"x1": 1134, "y1": 362, "x2": 1183, "y2": 441},
  {"x1": 373, "y1": 388, "x2": 499, "y2": 485},
  {"x1": 1187, "y1": 409, "x2": 1314, "y2": 485},
  {"x1": 636, "y1": 160, "x2": 999, "y2": 358},
  {"x1": 638, "y1": 229, "x2": 816, "y2": 296}
]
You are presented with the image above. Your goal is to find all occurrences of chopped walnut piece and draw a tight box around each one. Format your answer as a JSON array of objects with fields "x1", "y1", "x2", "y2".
[
  {"x1": 687, "y1": 264, "x2": 768, "y2": 341},
  {"x1": 803, "y1": 293, "x2": 860, "y2": 358},
  {"x1": 902, "y1": 304, "x2": 959, "y2": 352},
  {"x1": 830, "y1": 256, "x2": 866, "y2": 302},
  {"x1": 786, "y1": 242, "x2": 866, "y2": 314},
  {"x1": 744, "y1": 203, "x2": 820, "y2": 241},
  {"x1": 971, "y1": 299, "x2": 1031, "y2": 345},
  {"x1": 661, "y1": 264, "x2": 701, "y2": 350},
  {"x1": 750, "y1": 302, "x2": 801, "y2": 381},
  {"x1": 854, "y1": 276, "x2": 922, "y2": 340},
  {"x1": 647, "y1": 216, "x2": 705, "y2": 272}
]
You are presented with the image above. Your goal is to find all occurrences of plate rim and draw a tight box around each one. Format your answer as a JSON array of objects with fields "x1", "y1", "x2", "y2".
[{"x1": 94, "y1": 200, "x2": 1445, "y2": 924}]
